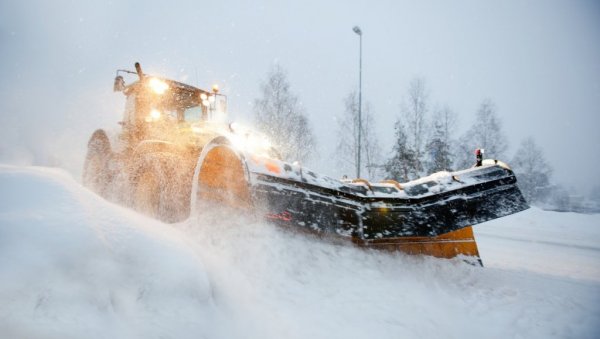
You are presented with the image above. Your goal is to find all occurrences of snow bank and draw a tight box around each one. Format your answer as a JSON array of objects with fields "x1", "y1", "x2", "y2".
[
  {"x1": 1, "y1": 165, "x2": 599, "y2": 339},
  {"x1": 0, "y1": 165, "x2": 217, "y2": 339}
]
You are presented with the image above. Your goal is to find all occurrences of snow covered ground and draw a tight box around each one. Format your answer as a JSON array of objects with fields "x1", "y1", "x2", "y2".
[{"x1": 1, "y1": 164, "x2": 599, "y2": 339}]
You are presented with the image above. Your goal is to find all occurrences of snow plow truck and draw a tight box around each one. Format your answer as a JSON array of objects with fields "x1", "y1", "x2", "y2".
[{"x1": 83, "y1": 63, "x2": 529, "y2": 264}]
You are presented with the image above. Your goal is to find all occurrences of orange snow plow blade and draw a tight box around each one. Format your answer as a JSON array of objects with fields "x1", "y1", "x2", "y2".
[
  {"x1": 354, "y1": 226, "x2": 481, "y2": 263},
  {"x1": 196, "y1": 145, "x2": 483, "y2": 263}
]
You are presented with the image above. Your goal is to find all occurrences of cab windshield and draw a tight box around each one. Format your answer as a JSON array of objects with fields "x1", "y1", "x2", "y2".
[
  {"x1": 183, "y1": 106, "x2": 203, "y2": 122},
  {"x1": 141, "y1": 82, "x2": 207, "y2": 123}
]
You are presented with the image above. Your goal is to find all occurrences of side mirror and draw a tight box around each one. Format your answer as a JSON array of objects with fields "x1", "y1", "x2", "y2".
[{"x1": 113, "y1": 75, "x2": 125, "y2": 92}]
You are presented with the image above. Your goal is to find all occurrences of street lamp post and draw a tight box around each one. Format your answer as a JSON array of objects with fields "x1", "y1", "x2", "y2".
[{"x1": 353, "y1": 26, "x2": 362, "y2": 179}]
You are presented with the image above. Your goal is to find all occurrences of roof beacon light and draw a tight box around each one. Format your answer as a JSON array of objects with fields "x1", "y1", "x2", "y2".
[{"x1": 475, "y1": 148, "x2": 483, "y2": 167}]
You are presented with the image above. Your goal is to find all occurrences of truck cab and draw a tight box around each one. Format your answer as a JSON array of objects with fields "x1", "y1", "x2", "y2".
[{"x1": 114, "y1": 66, "x2": 226, "y2": 149}]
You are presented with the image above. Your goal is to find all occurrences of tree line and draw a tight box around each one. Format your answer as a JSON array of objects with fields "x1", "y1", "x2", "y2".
[{"x1": 252, "y1": 65, "x2": 565, "y2": 209}]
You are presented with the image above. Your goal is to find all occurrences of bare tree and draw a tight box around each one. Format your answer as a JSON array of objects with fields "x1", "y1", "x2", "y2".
[
  {"x1": 334, "y1": 93, "x2": 358, "y2": 176},
  {"x1": 511, "y1": 137, "x2": 553, "y2": 204},
  {"x1": 361, "y1": 105, "x2": 383, "y2": 180},
  {"x1": 456, "y1": 98, "x2": 509, "y2": 168},
  {"x1": 425, "y1": 105, "x2": 457, "y2": 173},
  {"x1": 334, "y1": 91, "x2": 382, "y2": 180},
  {"x1": 253, "y1": 65, "x2": 316, "y2": 163},
  {"x1": 399, "y1": 77, "x2": 429, "y2": 177}
]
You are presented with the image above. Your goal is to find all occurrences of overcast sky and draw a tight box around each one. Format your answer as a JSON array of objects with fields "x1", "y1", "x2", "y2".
[{"x1": 1, "y1": 0, "x2": 598, "y2": 193}]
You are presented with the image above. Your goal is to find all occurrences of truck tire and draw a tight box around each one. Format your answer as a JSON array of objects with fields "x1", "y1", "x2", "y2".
[
  {"x1": 131, "y1": 152, "x2": 192, "y2": 223},
  {"x1": 83, "y1": 129, "x2": 112, "y2": 195}
]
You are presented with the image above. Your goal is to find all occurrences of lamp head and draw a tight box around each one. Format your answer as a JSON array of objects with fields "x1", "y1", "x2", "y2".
[{"x1": 353, "y1": 26, "x2": 362, "y2": 35}]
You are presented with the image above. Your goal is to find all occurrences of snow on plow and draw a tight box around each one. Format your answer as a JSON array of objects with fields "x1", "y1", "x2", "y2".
[
  {"x1": 84, "y1": 63, "x2": 529, "y2": 264},
  {"x1": 194, "y1": 139, "x2": 528, "y2": 263}
]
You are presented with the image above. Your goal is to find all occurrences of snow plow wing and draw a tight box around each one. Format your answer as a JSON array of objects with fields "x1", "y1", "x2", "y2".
[{"x1": 195, "y1": 141, "x2": 529, "y2": 263}]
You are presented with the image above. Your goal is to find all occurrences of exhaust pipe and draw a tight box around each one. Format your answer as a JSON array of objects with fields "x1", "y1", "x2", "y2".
[{"x1": 135, "y1": 62, "x2": 144, "y2": 80}]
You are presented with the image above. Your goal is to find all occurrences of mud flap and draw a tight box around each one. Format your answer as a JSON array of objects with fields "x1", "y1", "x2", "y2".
[{"x1": 196, "y1": 144, "x2": 253, "y2": 212}]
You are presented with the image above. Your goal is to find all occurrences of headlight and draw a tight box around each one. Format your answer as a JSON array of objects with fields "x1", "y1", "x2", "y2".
[
  {"x1": 148, "y1": 78, "x2": 169, "y2": 95},
  {"x1": 145, "y1": 109, "x2": 162, "y2": 122},
  {"x1": 227, "y1": 122, "x2": 275, "y2": 157}
]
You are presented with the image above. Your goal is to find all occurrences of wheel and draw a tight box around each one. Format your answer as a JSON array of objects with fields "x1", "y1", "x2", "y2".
[
  {"x1": 131, "y1": 152, "x2": 193, "y2": 223},
  {"x1": 133, "y1": 166, "x2": 161, "y2": 219},
  {"x1": 83, "y1": 129, "x2": 112, "y2": 195}
]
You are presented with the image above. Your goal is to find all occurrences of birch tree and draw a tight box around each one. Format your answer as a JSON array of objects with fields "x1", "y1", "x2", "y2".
[
  {"x1": 334, "y1": 91, "x2": 382, "y2": 180},
  {"x1": 398, "y1": 77, "x2": 429, "y2": 178},
  {"x1": 254, "y1": 65, "x2": 316, "y2": 163},
  {"x1": 456, "y1": 98, "x2": 508, "y2": 169},
  {"x1": 511, "y1": 137, "x2": 553, "y2": 204}
]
